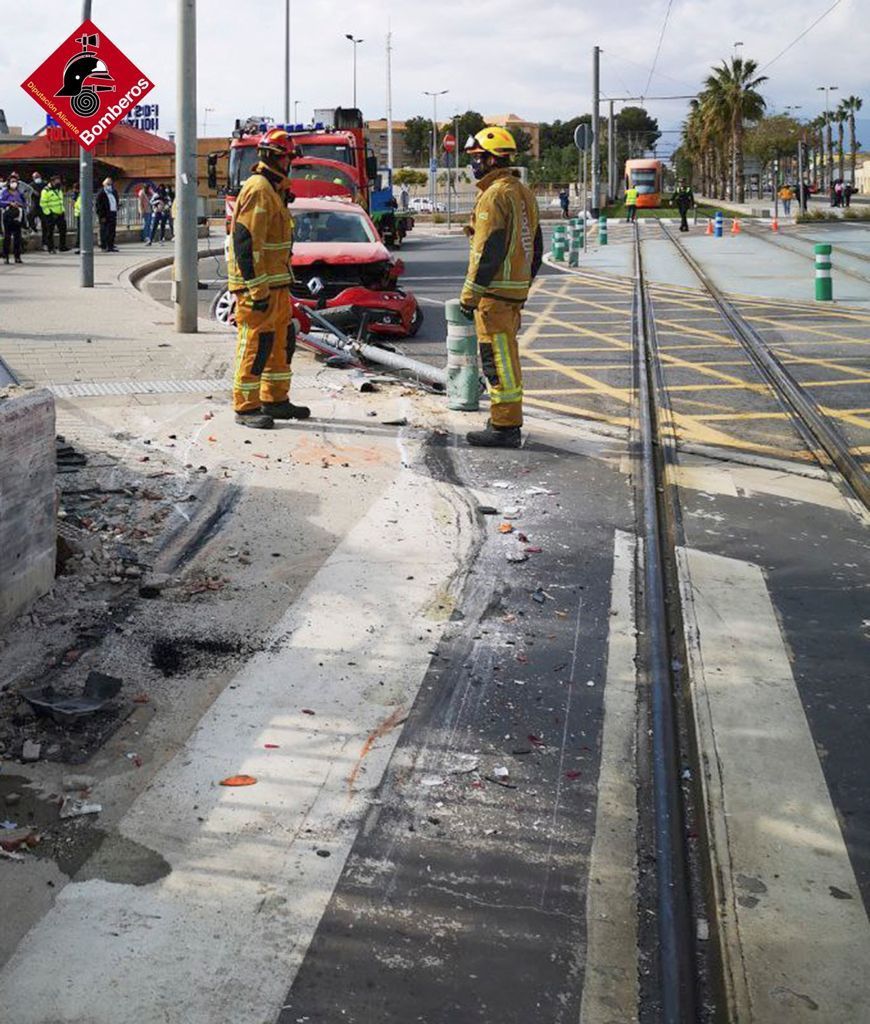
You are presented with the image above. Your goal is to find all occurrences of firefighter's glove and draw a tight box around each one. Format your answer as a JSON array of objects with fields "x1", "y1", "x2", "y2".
[
  {"x1": 458, "y1": 302, "x2": 476, "y2": 322},
  {"x1": 250, "y1": 297, "x2": 270, "y2": 313}
]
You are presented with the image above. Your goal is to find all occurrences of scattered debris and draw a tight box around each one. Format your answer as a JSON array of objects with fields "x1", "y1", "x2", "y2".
[
  {"x1": 502, "y1": 506, "x2": 521, "y2": 519},
  {"x1": 62, "y1": 775, "x2": 95, "y2": 792},
  {"x1": 491, "y1": 481, "x2": 512, "y2": 489},
  {"x1": 219, "y1": 775, "x2": 258, "y2": 787},
  {"x1": 381, "y1": 417, "x2": 408, "y2": 427},
  {"x1": 21, "y1": 739, "x2": 42, "y2": 762},
  {"x1": 506, "y1": 549, "x2": 529, "y2": 564},
  {"x1": 485, "y1": 774, "x2": 517, "y2": 790},
  {"x1": 493, "y1": 766, "x2": 510, "y2": 780},
  {"x1": 447, "y1": 754, "x2": 480, "y2": 775},
  {"x1": 525, "y1": 546, "x2": 543, "y2": 554},
  {"x1": 59, "y1": 799, "x2": 102, "y2": 820},
  {"x1": 264, "y1": 743, "x2": 280, "y2": 749},
  {"x1": 420, "y1": 775, "x2": 447, "y2": 787},
  {"x1": 21, "y1": 672, "x2": 122, "y2": 723},
  {"x1": 525, "y1": 486, "x2": 554, "y2": 497},
  {"x1": 316, "y1": 849, "x2": 331, "y2": 858},
  {"x1": 565, "y1": 770, "x2": 582, "y2": 780},
  {"x1": 498, "y1": 523, "x2": 514, "y2": 534},
  {"x1": 301, "y1": 709, "x2": 316, "y2": 716},
  {"x1": 478, "y1": 506, "x2": 498, "y2": 516}
]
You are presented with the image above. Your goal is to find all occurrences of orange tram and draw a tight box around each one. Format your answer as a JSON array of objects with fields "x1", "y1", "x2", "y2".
[{"x1": 625, "y1": 159, "x2": 664, "y2": 208}]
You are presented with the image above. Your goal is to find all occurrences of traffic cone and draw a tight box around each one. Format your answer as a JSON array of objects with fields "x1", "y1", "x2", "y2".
[
  {"x1": 731, "y1": 218, "x2": 741, "y2": 235},
  {"x1": 705, "y1": 219, "x2": 714, "y2": 235},
  {"x1": 771, "y1": 217, "x2": 779, "y2": 232}
]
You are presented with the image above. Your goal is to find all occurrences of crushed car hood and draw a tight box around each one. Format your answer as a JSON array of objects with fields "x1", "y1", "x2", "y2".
[{"x1": 292, "y1": 241, "x2": 392, "y2": 266}]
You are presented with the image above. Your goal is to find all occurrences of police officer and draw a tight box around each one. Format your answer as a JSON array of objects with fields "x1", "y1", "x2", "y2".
[
  {"x1": 460, "y1": 126, "x2": 543, "y2": 448},
  {"x1": 672, "y1": 178, "x2": 695, "y2": 232},
  {"x1": 625, "y1": 183, "x2": 639, "y2": 223},
  {"x1": 227, "y1": 127, "x2": 309, "y2": 429}
]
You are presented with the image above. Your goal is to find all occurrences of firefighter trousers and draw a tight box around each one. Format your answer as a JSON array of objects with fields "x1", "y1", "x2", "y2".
[
  {"x1": 474, "y1": 297, "x2": 524, "y2": 428},
  {"x1": 233, "y1": 290, "x2": 295, "y2": 413}
]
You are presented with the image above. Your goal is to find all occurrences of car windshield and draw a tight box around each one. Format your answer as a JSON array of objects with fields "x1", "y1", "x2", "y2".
[
  {"x1": 293, "y1": 210, "x2": 376, "y2": 244},
  {"x1": 294, "y1": 143, "x2": 354, "y2": 166}
]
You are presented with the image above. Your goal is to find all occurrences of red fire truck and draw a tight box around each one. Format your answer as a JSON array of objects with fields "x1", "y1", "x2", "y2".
[{"x1": 208, "y1": 108, "x2": 413, "y2": 246}]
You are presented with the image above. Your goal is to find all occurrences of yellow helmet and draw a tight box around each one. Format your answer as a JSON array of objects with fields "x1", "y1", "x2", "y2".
[{"x1": 465, "y1": 126, "x2": 517, "y2": 157}]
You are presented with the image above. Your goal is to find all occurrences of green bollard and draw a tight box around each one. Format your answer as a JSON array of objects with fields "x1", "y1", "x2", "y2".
[
  {"x1": 814, "y1": 244, "x2": 833, "y2": 301},
  {"x1": 445, "y1": 299, "x2": 480, "y2": 411},
  {"x1": 552, "y1": 244, "x2": 566, "y2": 261},
  {"x1": 598, "y1": 215, "x2": 608, "y2": 245}
]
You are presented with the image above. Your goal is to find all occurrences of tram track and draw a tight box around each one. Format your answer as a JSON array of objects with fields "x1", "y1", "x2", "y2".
[
  {"x1": 655, "y1": 219, "x2": 870, "y2": 511},
  {"x1": 632, "y1": 226, "x2": 707, "y2": 1023},
  {"x1": 633, "y1": 217, "x2": 870, "y2": 1022}
]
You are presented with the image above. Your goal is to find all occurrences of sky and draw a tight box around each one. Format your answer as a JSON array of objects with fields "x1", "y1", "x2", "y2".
[{"x1": 2, "y1": 0, "x2": 868, "y2": 160}]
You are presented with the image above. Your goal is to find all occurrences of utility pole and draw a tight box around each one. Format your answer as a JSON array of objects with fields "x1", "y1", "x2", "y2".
[
  {"x1": 79, "y1": 0, "x2": 94, "y2": 288},
  {"x1": 608, "y1": 99, "x2": 615, "y2": 202},
  {"x1": 385, "y1": 31, "x2": 394, "y2": 172},
  {"x1": 175, "y1": 0, "x2": 198, "y2": 333},
  {"x1": 346, "y1": 35, "x2": 363, "y2": 109},
  {"x1": 284, "y1": 0, "x2": 290, "y2": 123},
  {"x1": 591, "y1": 45, "x2": 600, "y2": 217}
]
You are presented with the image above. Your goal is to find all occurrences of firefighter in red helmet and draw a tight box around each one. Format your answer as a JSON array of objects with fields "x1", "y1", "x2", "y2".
[{"x1": 227, "y1": 127, "x2": 310, "y2": 428}]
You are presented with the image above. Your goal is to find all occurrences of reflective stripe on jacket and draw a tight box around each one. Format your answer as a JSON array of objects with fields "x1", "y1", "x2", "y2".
[
  {"x1": 461, "y1": 168, "x2": 543, "y2": 307},
  {"x1": 227, "y1": 163, "x2": 295, "y2": 298},
  {"x1": 625, "y1": 188, "x2": 639, "y2": 206},
  {"x1": 40, "y1": 186, "x2": 64, "y2": 215}
]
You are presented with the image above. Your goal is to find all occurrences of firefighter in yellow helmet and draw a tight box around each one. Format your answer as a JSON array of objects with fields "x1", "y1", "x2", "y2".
[
  {"x1": 227, "y1": 128, "x2": 310, "y2": 428},
  {"x1": 460, "y1": 126, "x2": 543, "y2": 447}
]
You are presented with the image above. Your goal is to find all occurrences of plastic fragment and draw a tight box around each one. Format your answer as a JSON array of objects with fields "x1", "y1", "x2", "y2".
[
  {"x1": 59, "y1": 800, "x2": 102, "y2": 819},
  {"x1": 565, "y1": 770, "x2": 582, "y2": 780},
  {"x1": 420, "y1": 775, "x2": 446, "y2": 787},
  {"x1": 301, "y1": 709, "x2": 316, "y2": 716},
  {"x1": 219, "y1": 775, "x2": 257, "y2": 787},
  {"x1": 498, "y1": 523, "x2": 514, "y2": 534},
  {"x1": 493, "y1": 766, "x2": 510, "y2": 779},
  {"x1": 264, "y1": 743, "x2": 280, "y2": 749}
]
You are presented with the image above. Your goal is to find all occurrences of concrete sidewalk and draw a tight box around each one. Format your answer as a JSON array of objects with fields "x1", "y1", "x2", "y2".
[{"x1": 0, "y1": 241, "x2": 230, "y2": 388}]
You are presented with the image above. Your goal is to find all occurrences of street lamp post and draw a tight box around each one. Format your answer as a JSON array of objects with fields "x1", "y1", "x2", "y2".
[
  {"x1": 424, "y1": 89, "x2": 448, "y2": 211},
  {"x1": 817, "y1": 85, "x2": 838, "y2": 192},
  {"x1": 345, "y1": 34, "x2": 363, "y2": 109},
  {"x1": 294, "y1": 100, "x2": 300, "y2": 125}
]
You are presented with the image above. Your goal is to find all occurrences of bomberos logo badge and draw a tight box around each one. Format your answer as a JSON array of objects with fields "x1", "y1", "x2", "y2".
[{"x1": 21, "y1": 20, "x2": 154, "y2": 151}]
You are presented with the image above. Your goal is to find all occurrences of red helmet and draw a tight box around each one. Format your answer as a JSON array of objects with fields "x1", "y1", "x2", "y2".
[{"x1": 259, "y1": 128, "x2": 296, "y2": 158}]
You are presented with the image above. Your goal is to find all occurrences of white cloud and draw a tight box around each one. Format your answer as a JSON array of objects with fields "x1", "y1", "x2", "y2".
[{"x1": 1, "y1": 0, "x2": 867, "y2": 157}]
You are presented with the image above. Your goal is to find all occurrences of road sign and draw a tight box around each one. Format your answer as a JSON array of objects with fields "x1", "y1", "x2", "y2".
[
  {"x1": 574, "y1": 124, "x2": 591, "y2": 152},
  {"x1": 443, "y1": 133, "x2": 456, "y2": 153},
  {"x1": 21, "y1": 20, "x2": 154, "y2": 151}
]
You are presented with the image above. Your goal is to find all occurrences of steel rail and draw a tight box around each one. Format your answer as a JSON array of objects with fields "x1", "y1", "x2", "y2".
[
  {"x1": 658, "y1": 221, "x2": 870, "y2": 511},
  {"x1": 737, "y1": 221, "x2": 870, "y2": 283},
  {"x1": 632, "y1": 224, "x2": 698, "y2": 1023}
]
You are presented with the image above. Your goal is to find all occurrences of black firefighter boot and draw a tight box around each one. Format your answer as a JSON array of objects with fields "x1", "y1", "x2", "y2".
[
  {"x1": 466, "y1": 420, "x2": 522, "y2": 449},
  {"x1": 261, "y1": 400, "x2": 311, "y2": 420},
  {"x1": 235, "y1": 408, "x2": 274, "y2": 429}
]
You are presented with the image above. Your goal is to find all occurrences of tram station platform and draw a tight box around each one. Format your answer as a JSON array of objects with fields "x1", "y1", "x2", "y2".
[{"x1": 546, "y1": 221, "x2": 870, "y2": 309}]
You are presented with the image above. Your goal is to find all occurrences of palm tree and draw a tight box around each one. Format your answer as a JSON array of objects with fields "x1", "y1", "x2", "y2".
[
  {"x1": 703, "y1": 57, "x2": 767, "y2": 202},
  {"x1": 840, "y1": 95, "x2": 863, "y2": 183},
  {"x1": 834, "y1": 107, "x2": 847, "y2": 179},
  {"x1": 808, "y1": 114, "x2": 826, "y2": 188}
]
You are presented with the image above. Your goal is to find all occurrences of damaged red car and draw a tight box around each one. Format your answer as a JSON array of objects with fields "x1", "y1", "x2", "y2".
[{"x1": 212, "y1": 197, "x2": 422, "y2": 339}]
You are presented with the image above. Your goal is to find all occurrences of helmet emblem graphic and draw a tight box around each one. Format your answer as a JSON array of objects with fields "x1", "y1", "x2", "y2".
[{"x1": 55, "y1": 33, "x2": 116, "y2": 117}]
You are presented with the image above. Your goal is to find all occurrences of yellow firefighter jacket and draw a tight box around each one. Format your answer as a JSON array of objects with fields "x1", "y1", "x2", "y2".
[
  {"x1": 227, "y1": 162, "x2": 295, "y2": 299},
  {"x1": 461, "y1": 168, "x2": 543, "y2": 307}
]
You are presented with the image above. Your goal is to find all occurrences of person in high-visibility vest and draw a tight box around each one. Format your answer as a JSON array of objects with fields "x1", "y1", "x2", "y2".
[
  {"x1": 459, "y1": 126, "x2": 543, "y2": 448},
  {"x1": 39, "y1": 175, "x2": 68, "y2": 252},
  {"x1": 227, "y1": 128, "x2": 309, "y2": 429},
  {"x1": 625, "y1": 184, "x2": 639, "y2": 223}
]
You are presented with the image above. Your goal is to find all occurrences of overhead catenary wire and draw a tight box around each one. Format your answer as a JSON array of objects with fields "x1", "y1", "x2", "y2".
[
  {"x1": 643, "y1": 0, "x2": 676, "y2": 99},
  {"x1": 759, "y1": 0, "x2": 846, "y2": 72}
]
